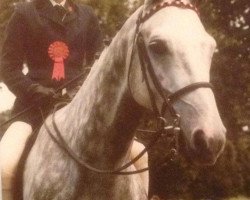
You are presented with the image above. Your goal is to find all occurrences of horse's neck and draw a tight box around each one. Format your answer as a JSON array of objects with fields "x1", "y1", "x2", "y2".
[{"x1": 57, "y1": 9, "x2": 143, "y2": 169}]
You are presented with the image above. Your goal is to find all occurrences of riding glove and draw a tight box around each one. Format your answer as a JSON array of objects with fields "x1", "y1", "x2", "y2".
[{"x1": 27, "y1": 83, "x2": 56, "y2": 105}]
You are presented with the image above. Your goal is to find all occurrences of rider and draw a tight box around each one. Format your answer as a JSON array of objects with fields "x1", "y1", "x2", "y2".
[
  {"x1": 0, "y1": 0, "x2": 102, "y2": 198},
  {"x1": 0, "y1": 0, "x2": 148, "y2": 198}
]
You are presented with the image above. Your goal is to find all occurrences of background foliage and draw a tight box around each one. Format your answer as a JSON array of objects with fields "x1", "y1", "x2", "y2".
[{"x1": 0, "y1": 0, "x2": 249, "y2": 199}]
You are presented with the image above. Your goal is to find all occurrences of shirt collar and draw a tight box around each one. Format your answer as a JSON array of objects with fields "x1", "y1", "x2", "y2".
[{"x1": 49, "y1": 0, "x2": 66, "y2": 7}]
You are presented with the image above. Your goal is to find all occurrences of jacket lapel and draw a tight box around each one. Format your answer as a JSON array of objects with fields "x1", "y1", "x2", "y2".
[
  {"x1": 62, "y1": 2, "x2": 77, "y2": 24},
  {"x1": 38, "y1": 1, "x2": 64, "y2": 26},
  {"x1": 38, "y1": 0, "x2": 78, "y2": 27},
  {"x1": 63, "y1": 4, "x2": 84, "y2": 43},
  {"x1": 36, "y1": 0, "x2": 84, "y2": 43}
]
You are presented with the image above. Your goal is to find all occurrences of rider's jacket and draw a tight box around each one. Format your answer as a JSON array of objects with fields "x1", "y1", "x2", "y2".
[{"x1": 0, "y1": 0, "x2": 102, "y2": 128}]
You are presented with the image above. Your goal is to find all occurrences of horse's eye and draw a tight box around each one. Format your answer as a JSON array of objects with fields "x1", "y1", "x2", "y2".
[{"x1": 149, "y1": 40, "x2": 168, "y2": 55}]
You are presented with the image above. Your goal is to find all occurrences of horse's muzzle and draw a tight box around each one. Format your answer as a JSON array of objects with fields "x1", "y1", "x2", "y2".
[
  {"x1": 190, "y1": 128, "x2": 226, "y2": 165},
  {"x1": 179, "y1": 128, "x2": 226, "y2": 166}
]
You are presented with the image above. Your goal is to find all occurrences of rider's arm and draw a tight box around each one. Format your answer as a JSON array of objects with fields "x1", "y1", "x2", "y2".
[{"x1": 0, "y1": 10, "x2": 34, "y2": 99}]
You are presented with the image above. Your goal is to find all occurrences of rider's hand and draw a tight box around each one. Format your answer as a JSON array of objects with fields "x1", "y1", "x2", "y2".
[{"x1": 27, "y1": 84, "x2": 56, "y2": 104}]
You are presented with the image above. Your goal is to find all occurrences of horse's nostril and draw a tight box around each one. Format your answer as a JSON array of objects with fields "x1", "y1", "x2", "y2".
[
  {"x1": 192, "y1": 129, "x2": 226, "y2": 162},
  {"x1": 193, "y1": 129, "x2": 208, "y2": 152}
]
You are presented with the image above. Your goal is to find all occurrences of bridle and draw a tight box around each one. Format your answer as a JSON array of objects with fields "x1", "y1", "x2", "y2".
[
  {"x1": 133, "y1": 0, "x2": 210, "y2": 118},
  {"x1": 43, "y1": 0, "x2": 213, "y2": 175}
]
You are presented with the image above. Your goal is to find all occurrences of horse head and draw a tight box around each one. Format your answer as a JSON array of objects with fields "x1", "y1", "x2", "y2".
[{"x1": 129, "y1": 0, "x2": 226, "y2": 165}]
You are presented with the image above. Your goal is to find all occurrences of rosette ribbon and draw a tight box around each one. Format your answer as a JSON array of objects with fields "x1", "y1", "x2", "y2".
[{"x1": 48, "y1": 41, "x2": 69, "y2": 81}]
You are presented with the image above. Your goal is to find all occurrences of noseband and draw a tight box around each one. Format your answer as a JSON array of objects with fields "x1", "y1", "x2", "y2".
[{"x1": 44, "y1": 0, "x2": 213, "y2": 175}]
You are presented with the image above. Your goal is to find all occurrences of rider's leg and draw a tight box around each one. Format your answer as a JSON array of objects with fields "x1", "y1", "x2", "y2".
[
  {"x1": 131, "y1": 140, "x2": 149, "y2": 194},
  {"x1": 0, "y1": 121, "x2": 32, "y2": 200}
]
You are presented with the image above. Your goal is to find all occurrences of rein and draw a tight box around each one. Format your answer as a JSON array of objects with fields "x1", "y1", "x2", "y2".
[
  {"x1": 43, "y1": 0, "x2": 213, "y2": 175},
  {"x1": 42, "y1": 105, "x2": 177, "y2": 175}
]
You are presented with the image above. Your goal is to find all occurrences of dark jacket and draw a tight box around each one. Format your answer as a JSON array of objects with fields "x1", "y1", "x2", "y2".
[{"x1": 0, "y1": 0, "x2": 102, "y2": 100}]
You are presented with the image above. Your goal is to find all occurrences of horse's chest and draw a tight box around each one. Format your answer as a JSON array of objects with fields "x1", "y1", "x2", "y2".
[{"x1": 74, "y1": 174, "x2": 147, "y2": 200}]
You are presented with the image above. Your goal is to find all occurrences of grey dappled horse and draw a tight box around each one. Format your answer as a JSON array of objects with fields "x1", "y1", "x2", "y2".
[{"x1": 22, "y1": 0, "x2": 226, "y2": 199}]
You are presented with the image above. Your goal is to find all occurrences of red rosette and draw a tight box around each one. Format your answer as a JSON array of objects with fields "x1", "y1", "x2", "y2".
[{"x1": 48, "y1": 41, "x2": 69, "y2": 81}]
